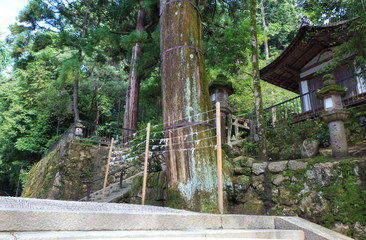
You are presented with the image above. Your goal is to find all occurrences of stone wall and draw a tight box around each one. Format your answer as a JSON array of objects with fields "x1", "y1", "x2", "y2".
[
  {"x1": 22, "y1": 142, "x2": 109, "y2": 200},
  {"x1": 22, "y1": 141, "x2": 366, "y2": 239},
  {"x1": 122, "y1": 156, "x2": 366, "y2": 239},
  {"x1": 115, "y1": 170, "x2": 168, "y2": 207},
  {"x1": 227, "y1": 156, "x2": 366, "y2": 240}
]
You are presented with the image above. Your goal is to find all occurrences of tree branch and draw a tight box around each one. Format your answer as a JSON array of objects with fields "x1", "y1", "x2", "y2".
[
  {"x1": 246, "y1": 83, "x2": 255, "y2": 94},
  {"x1": 109, "y1": 30, "x2": 131, "y2": 35}
]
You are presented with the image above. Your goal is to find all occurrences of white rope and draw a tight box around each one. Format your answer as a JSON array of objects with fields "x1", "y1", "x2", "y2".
[
  {"x1": 152, "y1": 144, "x2": 220, "y2": 153},
  {"x1": 150, "y1": 109, "x2": 215, "y2": 128},
  {"x1": 149, "y1": 128, "x2": 215, "y2": 142},
  {"x1": 149, "y1": 118, "x2": 216, "y2": 136},
  {"x1": 151, "y1": 135, "x2": 217, "y2": 148},
  {"x1": 114, "y1": 110, "x2": 217, "y2": 149}
]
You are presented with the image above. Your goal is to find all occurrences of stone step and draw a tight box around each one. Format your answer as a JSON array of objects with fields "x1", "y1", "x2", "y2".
[
  {"x1": 79, "y1": 172, "x2": 143, "y2": 202},
  {"x1": 0, "y1": 229, "x2": 304, "y2": 239},
  {"x1": 0, "y1": 197, "x2": 353, "y2": 240}
]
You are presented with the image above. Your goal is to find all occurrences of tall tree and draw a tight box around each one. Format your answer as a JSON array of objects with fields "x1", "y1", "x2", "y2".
[
  {"x1": 260, "y1": 0, "x2": 269, "y2": 60},
  {"x1": 122, "y1": 1, "x2": 146, "y2": 141},
  {"x1": 160, "y1": 0, "x2": 219, "y2": 212},
  {"x1": 250, "y1": 0, "x2": 267, "y2": 161}
]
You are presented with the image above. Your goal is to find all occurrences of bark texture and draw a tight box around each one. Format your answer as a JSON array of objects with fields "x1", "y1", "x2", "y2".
[
  {"x1": 250, "y1": 0, "x2": 268, "y2": 161},
  {"x1": 260, "y1": 0, "x2": 269, "y2": 60},
  {"x1": 160, "y1": 0, "x2": 219, "y2": 212},
  {"x1": 122, "y1": 2, "x2": 146, "y2": 141}
]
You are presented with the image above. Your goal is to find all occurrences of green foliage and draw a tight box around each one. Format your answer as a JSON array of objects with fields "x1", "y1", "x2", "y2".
[
  {"x1": 1, "y1": 0, "x2": 363, "y2": 200},
  {"x1": 228, "y1": 62, "x2": 297, "y2": 116},
  {"x1": 319, "y1": 161, "x2": 366, "y2": 230},
  {"x1": 138, "y1": 67, "x2": 162, "y2": 122},
  {"x1": 262, "y1": 0, "x2": 302, "y2": 53},
  {"x1": 58, "y1": 57, "x2": 82, "y2": 84},
  {"x1": 345, "y1": 105, "x2": 366, "y2": 143},
  {"x1": 244, "y1": 139, "x2": 258, "y2": 155},
  {"x1": 80, "y1": 161, "x2": 95, "y2": 179},
  {"x1": 298, "y1": 0, "x2": 360, "y2": 24},
  {"x1": 266, "y1": 118, "x2": 329, "y2": 160},
  {"x1": 45, "y1": 135, "x2": 61, "y2": 150},
  {"x1": 0, "y1": 39, "x2": 10, "y2": 73}
]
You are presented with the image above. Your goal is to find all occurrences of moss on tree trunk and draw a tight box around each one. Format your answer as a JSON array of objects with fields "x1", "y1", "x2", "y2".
[{"x1": 160, "y1": 0, "x2": 219, "y2": 212}]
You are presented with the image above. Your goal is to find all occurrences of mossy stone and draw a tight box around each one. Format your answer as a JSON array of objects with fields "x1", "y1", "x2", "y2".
[
  {"x1": 322, "y1": 74, "x2": 336, "y2": 86},
  {"x1": 242, "y1": 199, "x2": 265, "y2": 215},
  {"x1": 233, "y1": 167, "x2": 252, "y2": 176},
  {"x1": 317, "y1": 85, "x2": 347, "y2": 97}
]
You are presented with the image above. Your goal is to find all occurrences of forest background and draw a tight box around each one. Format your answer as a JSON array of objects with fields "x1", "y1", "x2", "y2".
[{"x1": 0, "y1": 0, "x2": 365, "y2": 196}]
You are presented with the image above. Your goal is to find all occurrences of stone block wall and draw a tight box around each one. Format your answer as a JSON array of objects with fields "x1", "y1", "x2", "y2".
[
  {"x1": 22, "y1": 142, "x2": 109, "y2": 200},
  {"x1": 116, "y1": 171, "x2": 168, "y2": 207},
  {"x1": 227, "y1": 156, "x2": 366, "y2": 239},
  {"x1": 123, "y1": 156, "x2": 365, "y2": 239}
]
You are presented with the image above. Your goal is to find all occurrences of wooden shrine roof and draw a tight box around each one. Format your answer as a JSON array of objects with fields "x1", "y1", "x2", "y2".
[{"x1": 260, "y1": 18, "x2": 358, "y2": 94}]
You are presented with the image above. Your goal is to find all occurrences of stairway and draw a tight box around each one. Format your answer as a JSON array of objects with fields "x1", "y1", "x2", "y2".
[
  {"x1": 78, "y1": 143, "x2": 145, "y2": 203},
  {"x1": 0, "y1": 197, "x2": 353, "y2": 240},
  {"x1": 79, "y1": 171, "x2": 143, "y2": 203}
]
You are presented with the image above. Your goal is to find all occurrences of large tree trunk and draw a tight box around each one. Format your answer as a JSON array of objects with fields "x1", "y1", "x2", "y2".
[
  {"x1": 160, "y1": 0, "x2": 219, "y2": 212},
  {"x1": 122, "y1": 1, "x2": 145, "y2": 142},
  {"x1": 260, "y1": 0, "x2": 269, "y2": 60},
  {"x1": 251, "y1": 0, "x2": 268, "y2": 161}
]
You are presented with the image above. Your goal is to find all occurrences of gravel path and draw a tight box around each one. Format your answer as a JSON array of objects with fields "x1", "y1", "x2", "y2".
[{"x1": 0, "y1": 197, "x2": 199, "y2": 215}]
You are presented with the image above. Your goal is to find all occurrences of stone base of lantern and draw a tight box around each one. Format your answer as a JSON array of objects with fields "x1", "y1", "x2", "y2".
[
  {"x1": 328, "y1": 120, "x2": 348, "y2": 157},
  {"x1": 321, "y1": 109, "x2": 349, "y2": 158}
]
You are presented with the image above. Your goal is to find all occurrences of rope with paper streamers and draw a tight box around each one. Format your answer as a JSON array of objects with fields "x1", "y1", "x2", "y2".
[
  {"x1": 109, "y1": 109, "x2": 218, "y2": 166},
  {"x1": 107, "y1": 102, "x2": 224, "y2": 213}
]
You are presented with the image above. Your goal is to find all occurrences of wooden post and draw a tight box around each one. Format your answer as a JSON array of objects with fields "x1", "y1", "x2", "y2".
[
  {"x1": 101, "y1": 138, "x2": 114, "y2": 202},
  {"x1": 216, "y1": 102, "x2": 224, "y2": 214},
  {"x1": 141, "y1": 123, "x2": 151, "y2": 205}
]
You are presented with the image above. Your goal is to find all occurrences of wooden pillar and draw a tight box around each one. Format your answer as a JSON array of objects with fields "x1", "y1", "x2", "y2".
[
  {"x1": 142, "y1": 123, "x2": 151, "y2": 205},
  {"x1": 101, "y1": 138, "x2": 114, "y2": 202},
  {"x1": 216, "y1": 102, "x2": 223, "y2": 214}
]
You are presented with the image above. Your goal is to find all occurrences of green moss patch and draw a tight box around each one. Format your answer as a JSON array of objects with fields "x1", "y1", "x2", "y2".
[{"x1": 317, "y1": 85, "x2": 347, "y2": 96}]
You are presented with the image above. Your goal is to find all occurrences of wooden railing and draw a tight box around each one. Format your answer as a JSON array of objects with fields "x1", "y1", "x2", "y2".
[
  {"x1": 227, "y1": 114, "x2": 251, "y2": 143},
  {"x1": 248, "y1": 75, "x2": 366, "y2": 128},
  {"x1": 228, "y1": 75, "x2": 366, "y2": 140}
]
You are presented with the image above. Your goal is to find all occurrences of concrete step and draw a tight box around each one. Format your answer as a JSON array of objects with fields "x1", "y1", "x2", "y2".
[
  {"x1": 0, "y1": 229, "x2": 304, "y2": 239},
  {"x1": 0, "y1": 197, "x2": 353, "y2": 240}
]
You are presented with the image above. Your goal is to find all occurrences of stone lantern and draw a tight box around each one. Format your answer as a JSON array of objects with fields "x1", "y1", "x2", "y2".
[
  {"x1": 316, "y1": 74, "x2": 349, "y2": 157},
  {"x1": 209, "y1": 74, "x2": 234, "y2": 143},
  {"x1": 74, "y1": 122, "x2": 84, "y2": 141}
]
